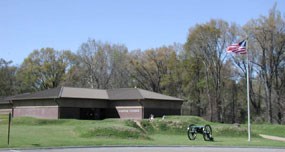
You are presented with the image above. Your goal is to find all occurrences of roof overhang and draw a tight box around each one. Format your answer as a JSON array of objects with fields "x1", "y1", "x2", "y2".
[{"x1": 9, "y1": 87, "x2": 184, "y2": 102}]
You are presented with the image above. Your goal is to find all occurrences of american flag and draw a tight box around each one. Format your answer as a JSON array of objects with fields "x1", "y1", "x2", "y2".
[{"x1": 227, "y1": 40, "x2": 247, "y2": 54}]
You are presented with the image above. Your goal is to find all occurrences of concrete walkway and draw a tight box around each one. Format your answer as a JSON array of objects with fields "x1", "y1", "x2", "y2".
[{"x1": 260, "y1": 134, "x2": 285, "y2": 142}]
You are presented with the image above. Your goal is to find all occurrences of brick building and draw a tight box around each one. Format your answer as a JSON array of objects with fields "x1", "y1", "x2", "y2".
[
  {"x1": 3, "y1": 87, "x2": 183, "y2": 120},
  {"x1": 0, "y1": 97, "x2": 12, "y2": 114}
]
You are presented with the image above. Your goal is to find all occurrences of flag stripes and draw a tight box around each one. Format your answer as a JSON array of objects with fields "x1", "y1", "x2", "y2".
[{"x1": 227, "y1": 40, "x2": 247, "y2": 54}]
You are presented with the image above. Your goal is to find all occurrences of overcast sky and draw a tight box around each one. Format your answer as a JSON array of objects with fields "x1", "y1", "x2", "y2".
[{"x1": 1, "y1": 0, "x2": 284, "y2": 65}]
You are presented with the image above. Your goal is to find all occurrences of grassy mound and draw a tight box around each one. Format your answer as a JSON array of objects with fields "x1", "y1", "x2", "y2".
[
  {"x1": 3, "y1": 115, "x2": 259, "y2": 139},
  {"x1": 1, "y1": 115, "x2": 285, "y2": 148},
  {"x1": 3, "y1": 116, "x2": 151, "y2": 140},
  {"x1": 125, "y1": 116, "x2": 258, "y2": 138},
  {"x1": 76, "y1": 126, "x2": 150, "y2": 139},
  {"x1": 124, "y1": 115, "x2": 210, "y2": 135}
]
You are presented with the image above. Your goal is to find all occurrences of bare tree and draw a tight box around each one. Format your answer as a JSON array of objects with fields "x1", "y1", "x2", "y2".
[
  {"x1": 247, "y1": 6, "x2": 285, "y2": 123},
  {"x1": 77, "y1": 39, "x2": 130, "y2": 89}
]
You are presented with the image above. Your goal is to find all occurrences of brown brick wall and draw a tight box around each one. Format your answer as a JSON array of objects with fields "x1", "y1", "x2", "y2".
[
  {"x1": 0, "y1": 104, "x2": 12, "y2": 114},
  {"x1": 13, "y1": 106, "x2": 59, "y2": 119},
  {"x1": 0, "y1": 109, "x2": 12, "y2": 114},
  {"x1": 116, "y1": 106, "x2": 143, "y2": 119}
]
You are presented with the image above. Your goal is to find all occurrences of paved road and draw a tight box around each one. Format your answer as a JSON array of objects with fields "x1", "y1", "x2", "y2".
[{"x1": 2, "y1": 147, "x2": 285, "y2": 152}]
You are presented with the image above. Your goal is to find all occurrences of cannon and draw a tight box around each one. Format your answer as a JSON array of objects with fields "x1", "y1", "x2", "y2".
[{"x1": 187, "y1": 124, "x2": 214, "y2": 141}]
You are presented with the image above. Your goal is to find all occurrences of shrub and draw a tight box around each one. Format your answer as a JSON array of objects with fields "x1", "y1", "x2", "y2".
[{"x1": 140, "y1": 120, "x2": 155, "y2": 133}]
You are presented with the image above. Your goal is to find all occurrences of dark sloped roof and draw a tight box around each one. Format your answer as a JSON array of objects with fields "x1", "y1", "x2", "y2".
[
  {"x1": 107, "y1": 88, "x2": 183, "y2": 101},
  {"x1": 11, "y1": 87, "x2": 62, "y2": 100},
  {"x1": 10, "y1": 87, "x2": 109, "y2": 100},
  {"x1": 138, "y1": 89, "x2": 183, "y2": 101},
  {"x1": 60, "y1": 87, "x2": 108, "y2": 99},
  {"x1": 107, "y1": 88, "x2": 144, "y2": 100},
  {"x1": 10, "y1": 87, "x2": 183, "y2": 101}
]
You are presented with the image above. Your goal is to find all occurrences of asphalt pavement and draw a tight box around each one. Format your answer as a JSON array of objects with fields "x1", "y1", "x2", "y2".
[{"x1": 1, "y1": 147, "x2": 285, "y2": 152}]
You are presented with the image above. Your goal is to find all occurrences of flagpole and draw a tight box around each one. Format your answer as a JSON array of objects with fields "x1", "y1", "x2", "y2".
[{"x1": 246, "y1": 37, "x2": 251, "y2": 142}]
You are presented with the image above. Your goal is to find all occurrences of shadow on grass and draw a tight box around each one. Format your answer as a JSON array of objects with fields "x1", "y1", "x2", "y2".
[{"x1": 31, "y1": 144, "x2": 41, "y2": 147}]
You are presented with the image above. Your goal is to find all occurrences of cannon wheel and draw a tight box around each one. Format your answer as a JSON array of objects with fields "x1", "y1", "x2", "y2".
[
  {"x1": 187, "y1": 124, "x2": 196, "y2": 140},
  {"x1": 203, "y1": 124, "x2": 213, "y2": 141}
]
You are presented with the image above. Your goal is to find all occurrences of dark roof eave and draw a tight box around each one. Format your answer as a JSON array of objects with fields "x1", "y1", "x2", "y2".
[
  {"x1": 59, "y1": 97, "x2": 108, "y2": 100},
  {"x1": 11, "y1": 96, "x2": 59, "y2": 101},
  {"x1": 0, "y1": 102, "x2": 11, "y2": 104},
  {"x1": 108, "y1": 98, "x2": 144, "y2": 101},
  {"x1": 143, "y1": 98, "x2": 184, "y2": 101},
  {"x1": 109, "y1": 98, "x2": 183, "y2": 101}
]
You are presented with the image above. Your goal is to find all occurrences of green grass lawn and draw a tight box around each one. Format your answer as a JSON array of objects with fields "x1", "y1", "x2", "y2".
[{"x1": 0, "y1": 114, "x2": 285, "y2": 148}]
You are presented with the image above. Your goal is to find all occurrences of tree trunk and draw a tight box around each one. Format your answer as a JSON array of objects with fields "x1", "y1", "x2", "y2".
[
  {"x1": 204, "y1": 66, "x2": 213, "y2": 121},
  {"x1": 264, "y1": 82, "x2": 273, "y2": 123}
]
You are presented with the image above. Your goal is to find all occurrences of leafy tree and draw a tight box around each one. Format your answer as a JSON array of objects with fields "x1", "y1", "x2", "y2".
[
  {"x1": 0, "y1": 58, "x2": 17, "y2": 96},
  {"x1": 161, "y1": 43, "x2": 184, "y2": 97},
  {"x1": 130, "y1": 45, "x2": 177, "y2": 93},
  {"x1": 184, "y1": 19, "x2": 234, "y2": 122},
  {"x1": 16, "y1": 48, "x2": 76, "y2": 92}
]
